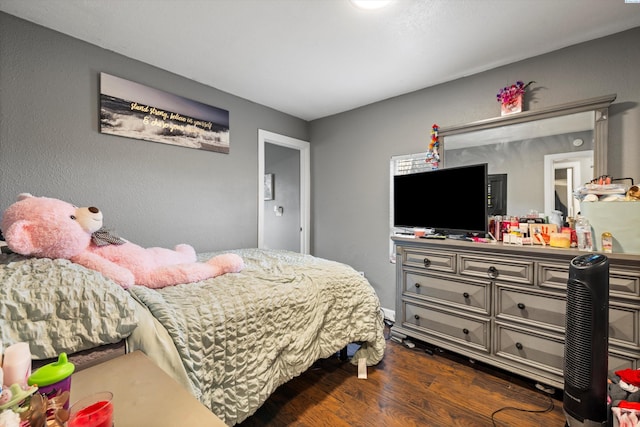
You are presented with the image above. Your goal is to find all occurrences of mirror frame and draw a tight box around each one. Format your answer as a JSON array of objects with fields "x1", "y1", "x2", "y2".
[{"x1": 439, "y1": 94, "x2": 617, "y2": 178}]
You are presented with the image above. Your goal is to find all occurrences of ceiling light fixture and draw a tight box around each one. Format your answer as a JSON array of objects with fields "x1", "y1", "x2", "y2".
[{"x1": 350, "y1": 0, "x2": 393, "y2": 10}]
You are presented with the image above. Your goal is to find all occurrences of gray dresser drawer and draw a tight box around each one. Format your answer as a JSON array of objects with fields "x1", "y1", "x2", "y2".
[
  {"x1": 494, "y1": 322, "x2": 564, "y2": 376},
  {"x1": 459, "y1": 254, "x2": 534, "y2": 285},
  {"x1": 404, "y1": 271, "x2": 490, "y2": 315},
  {"x1": 496, "y1": 284, "x2": 566, "y2": 331},
  {"x1": 609, "y1": 302, "x2": 640, "y2": 349},
  {"x1": 403, "y1": 248, "x2": 456, "y2": 274},
  {"x1": 538, "y1": 263, "x2": 640, "y2": 297},
  {"x1": 609, "y1": 347, "x2": 639, "y2": 372},
  {"x1": 403, "y1": 302, "x2": 490, "y2": 353},
  {"x1": 538, "y1": 262, "x2": 569, "y2": 291},
  {"x1": 610, "y1": 268, "x2": 640, "y2": 299}
]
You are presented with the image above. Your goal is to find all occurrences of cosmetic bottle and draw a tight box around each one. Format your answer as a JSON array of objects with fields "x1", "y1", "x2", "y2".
[
  {"x1": 575, "y1": 216, "x2": 593, "y2": 252},
  {"x1": 601, "y1": 232, "x2": 613, "y2": 253}
]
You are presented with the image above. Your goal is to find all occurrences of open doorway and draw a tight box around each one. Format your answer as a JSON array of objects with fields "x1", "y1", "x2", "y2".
[{"x1": 258, "y1": 130, "x2": 310, "y2": 254}]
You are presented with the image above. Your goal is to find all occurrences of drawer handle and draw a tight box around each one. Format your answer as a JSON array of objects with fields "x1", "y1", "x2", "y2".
[
  {"x1": 463, "y1": 292, "x2": 469, "y2": 298},
  {"x1": 462, "y1": 328, "x2": 469, "y2": 335},
  {"x1": 414, "y1": 283, "x2": 421, "y2": 289},
  {"x1": 516, "y1": 342, "x2": 523, "y2": 350},
  {"x1": 517, "y1": 303, "x2": 526, "y2": 310},
  {"x1": 487, "y1": 266, "x2": 499, "y2": 279},
  {"x1": 414, "y1": 314, "x2": 420, "y2": 320},
  {"x1": 423, "y1": 258, "x2": 431, "y2": 268}
]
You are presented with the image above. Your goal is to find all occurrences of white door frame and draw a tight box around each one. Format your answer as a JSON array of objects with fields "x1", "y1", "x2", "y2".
[
  {"x1": 258, "y1": 129, "x2": 310, "y2": 254},
  {"x1": 544, "y1": 150, "x2": 593, "y2": 217}
]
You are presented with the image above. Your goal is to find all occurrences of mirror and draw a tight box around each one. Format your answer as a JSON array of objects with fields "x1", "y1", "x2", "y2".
[{"x1": 440, "y1": 94, "x2": 616, "y2": 219}]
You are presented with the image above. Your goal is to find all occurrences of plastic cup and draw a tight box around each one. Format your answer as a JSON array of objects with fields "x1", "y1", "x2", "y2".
[
  {"x1": 28, "y1": 352, "x2": 75, "y2": 410},
  {"x1": 68, "y1": 391, "x2": 114, "y2": 427}
]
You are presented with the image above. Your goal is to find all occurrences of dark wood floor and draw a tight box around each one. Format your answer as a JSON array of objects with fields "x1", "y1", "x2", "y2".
[{"x1": 238, "y1": 327, "x2": 567, "y2": 426}]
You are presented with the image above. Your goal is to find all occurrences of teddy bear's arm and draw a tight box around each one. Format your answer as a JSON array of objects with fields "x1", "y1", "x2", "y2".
[{"x1": 70, "y1": 251, "x2": 135, "y2": 288}]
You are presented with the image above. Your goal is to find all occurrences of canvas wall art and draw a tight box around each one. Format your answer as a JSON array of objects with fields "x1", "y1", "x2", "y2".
[{"x1": 99, "y1": 72, "x2": 230, "y2": 153}]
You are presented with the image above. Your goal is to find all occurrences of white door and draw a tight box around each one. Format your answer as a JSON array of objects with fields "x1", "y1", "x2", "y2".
[{"x1": 258, "y1": 130, "x2": 310, "y2": 254}]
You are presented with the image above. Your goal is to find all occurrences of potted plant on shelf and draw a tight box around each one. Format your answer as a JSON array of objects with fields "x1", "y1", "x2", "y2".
[{"x1": 497, "y1": 80, "x2": 535, "y2": 116}]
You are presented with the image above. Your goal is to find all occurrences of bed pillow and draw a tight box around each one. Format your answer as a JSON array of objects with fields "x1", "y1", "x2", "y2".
[{"x1": 0, "y1": 253, "x2": 138, "y2": 359}]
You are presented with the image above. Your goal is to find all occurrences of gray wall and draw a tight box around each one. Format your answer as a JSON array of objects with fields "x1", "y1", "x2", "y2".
[
  {"x1": 310, "y1": 27, "x2": 640, "y2": 313},
  {"x1": 2, "y1": 11, "x2": 639, "y2": 314},
  {"x1": 0, "y1": 12, "x2": 308, "y2": 252}
]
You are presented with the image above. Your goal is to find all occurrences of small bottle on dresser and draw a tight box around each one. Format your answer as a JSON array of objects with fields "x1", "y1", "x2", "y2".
[
  {"x1": 601, "y1": 232, "x2": 613, "y2": 253},
  {"x1": 575, "y1": 216, "x2": 593, "y2": 252}
]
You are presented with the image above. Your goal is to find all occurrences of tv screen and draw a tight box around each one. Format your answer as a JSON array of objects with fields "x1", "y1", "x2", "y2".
[{"x1": 393, "y1": 163, "x2": 488, "y2": 236}]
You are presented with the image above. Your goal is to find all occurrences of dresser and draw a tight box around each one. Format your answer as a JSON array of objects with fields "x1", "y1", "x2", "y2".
[{"x1": 390, "y1": 236, "x2": 640, "y2": 389}]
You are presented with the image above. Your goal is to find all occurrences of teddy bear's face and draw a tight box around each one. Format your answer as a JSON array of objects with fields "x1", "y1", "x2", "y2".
[{"x1": 1, "y1": 195, "x2": 103, "y2": 259}]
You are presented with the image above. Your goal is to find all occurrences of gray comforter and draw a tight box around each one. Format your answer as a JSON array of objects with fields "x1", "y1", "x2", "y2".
[
  {"x1": 128, "y1": 248, "x2": 386, "y2": 425},
  {"x1": 0, "y1": 248, "x2": 386, "y2": 426}
]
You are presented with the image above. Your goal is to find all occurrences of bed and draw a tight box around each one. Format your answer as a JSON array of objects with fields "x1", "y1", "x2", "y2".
[{"x1": 0, "y1": 248, "x2": 386, "y2": 426}]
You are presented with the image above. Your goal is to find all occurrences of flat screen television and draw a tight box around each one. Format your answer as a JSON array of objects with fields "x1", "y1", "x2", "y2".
[{"x1": 393, "y1": 163, "x2": 489, "y2": 236}]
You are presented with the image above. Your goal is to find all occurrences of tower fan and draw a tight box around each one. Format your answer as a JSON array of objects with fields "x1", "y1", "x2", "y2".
[{"x1": 564, "y1": 253, "x2": 609, "y2": 427}]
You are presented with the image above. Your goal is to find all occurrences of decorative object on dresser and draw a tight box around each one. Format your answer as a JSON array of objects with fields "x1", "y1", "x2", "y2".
[
  {"x1": 390, "y1": 237, "x2": 640, "y2": 392},
  {"x1": 425, "y1": 123, "x2": 440, "y2": 170},
  {"x1": 497, "y1": 80, "x2": 535, "y2": 116}
]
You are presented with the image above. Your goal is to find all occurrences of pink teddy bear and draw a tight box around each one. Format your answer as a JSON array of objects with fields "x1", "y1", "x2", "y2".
[{"x1": 1, "y1": 193, "x2": 244, "y2": 289}]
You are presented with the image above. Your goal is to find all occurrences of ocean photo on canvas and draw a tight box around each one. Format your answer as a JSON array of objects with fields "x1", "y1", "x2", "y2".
[{"x1": 100, "y1": 73, "x2": 230, "y2": 153}]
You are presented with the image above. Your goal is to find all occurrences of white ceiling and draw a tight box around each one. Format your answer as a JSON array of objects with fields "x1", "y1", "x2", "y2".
[{"x1": 2, "y1": 0, "x2": 640, "y2": 121}]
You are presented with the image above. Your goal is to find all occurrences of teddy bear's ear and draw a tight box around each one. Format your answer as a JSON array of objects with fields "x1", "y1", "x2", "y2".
[
  {"x1": 4, "y1": 220, "x2": 37, "y2": 255},
  {"x1": 17, "y1": 193, "x2": 34, "y2": 201}
]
